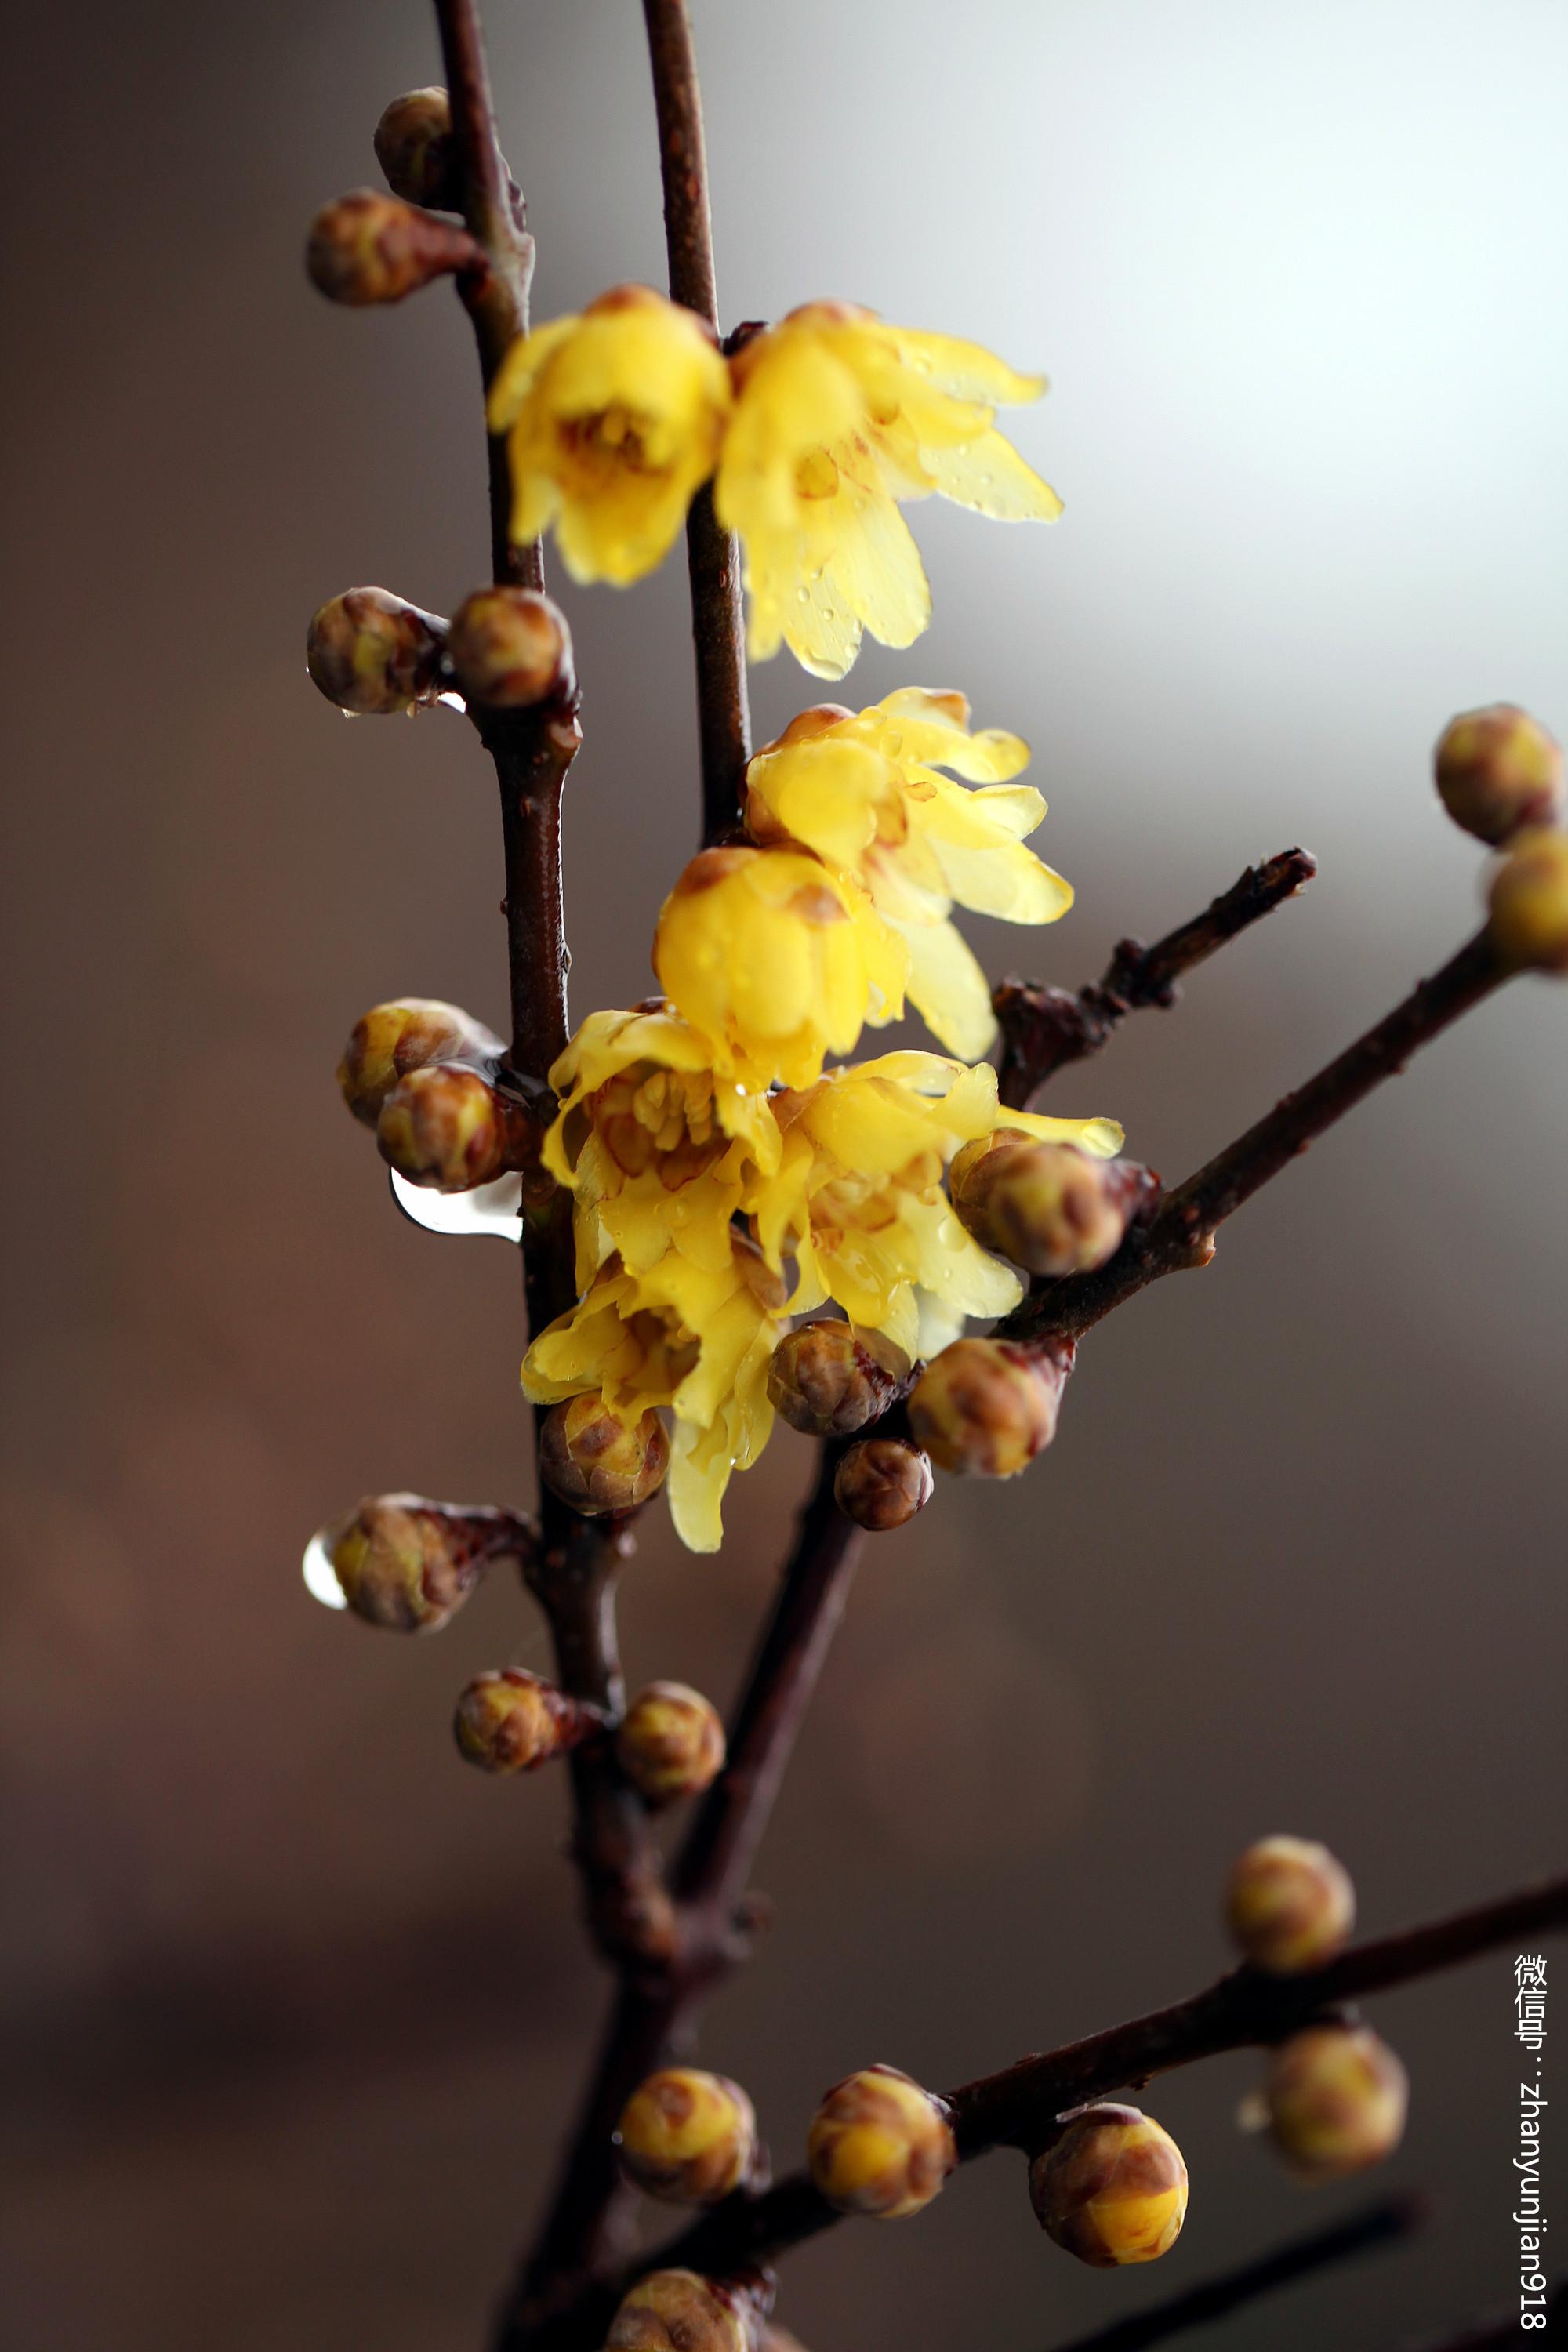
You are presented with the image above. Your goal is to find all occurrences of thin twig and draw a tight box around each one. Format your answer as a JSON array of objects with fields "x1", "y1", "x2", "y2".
[
  {"x1": 1001, "y1": 927, "x2": 1507, "y2": 1348},
  {"x1": 641, "y1": 0, "x2": 751, "y2": 840},
  {"x1": 996, "y1": 849, "x2": 1318, "y2": 1110},
  {"x1": 1040, "y1": 2192, "x2": 1425, "y2": 2352}
]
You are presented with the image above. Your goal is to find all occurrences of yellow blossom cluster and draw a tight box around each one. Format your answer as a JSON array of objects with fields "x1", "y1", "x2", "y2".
[
  {"x1": 488, "y1": 288, "x2": 1060, "y2": 678},
  {"x1": 522, "y1": 699, "x2": 1119, "y2": 1551}
]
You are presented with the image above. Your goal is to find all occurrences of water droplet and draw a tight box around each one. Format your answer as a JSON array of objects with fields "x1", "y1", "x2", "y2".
[
  {"x1": 389, "y1": 1167, "x2": 524, "y2": 1241},
  {"x1": 303, "y1": 1530, "x2": 347, "y2": 1611},
  {"x1": 797, "y1": 586, "x2": 810, "y2": 603},
  {"x1": 978, "y1": 473, "x2": 993, "y2": 487}
]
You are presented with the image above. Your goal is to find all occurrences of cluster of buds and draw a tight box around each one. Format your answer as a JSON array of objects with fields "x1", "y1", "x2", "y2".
[
  {"x1": 806, "y1": 2065, "x2": 956, "y2": 2219},
  {"x1": 1432, "y1": 704, "x2": 1568, "y2": 976},
  {"x1": 908, "y1": 1337, "x2": 1072, "y2": 1478},
  {"x1": 452, "y1": 1668, "x2": 601, "y2": 1774},
  {"x1": 1028, "y1": 2103, "x2": 1189, "y2": 2267},
  {"x1": 615, "y1": 1682, "x2": 727, "y2": 1804},
  {"x1": 538, "y1": 1396, "x2": 670, "y2": 1515},
  {"x1": 1225, "y1": 1835, "x2": 1356, "y2": 1973},
  {"x1": 336, "y1": 996, "x2": 532, "y2": 1194},
  {"x1": 948, "y1": 1134, "x2": 1142, "y2": 1277},
  {"x1": 618, "y1": 2068, "x2": 758, "y2": 2204},
  {"x1": 308, "y1": 1493, "x2": 529, "y2": 1632}
]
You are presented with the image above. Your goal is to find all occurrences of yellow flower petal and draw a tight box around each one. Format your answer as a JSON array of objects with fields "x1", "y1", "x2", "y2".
[{"x1": 897, "y1": 916, "x2": 999, "y2": 1061}]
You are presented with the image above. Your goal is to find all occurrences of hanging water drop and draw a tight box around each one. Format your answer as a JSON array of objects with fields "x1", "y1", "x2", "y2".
[
  {"x1": 302, "y1": 1530, "x2": 348, "y2": 1610},
  {"x1": 389, "y1": 1167, "x2": 524, "y2": 1241}
]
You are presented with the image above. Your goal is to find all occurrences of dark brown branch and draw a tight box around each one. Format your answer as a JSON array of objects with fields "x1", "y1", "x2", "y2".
[
  {"x1": 591, "y1": 1872, "x2": 1566, "y2": 2318},
  {"x1": 1042, "y1": 2192, "x2": 1425, "y2": 2352},
  {"x1": 996, "y1": 848, "x2": 1317, "y2": 1111},
  {"x1": 1001, "y1": 927, "x2": 1508, "y2": 1348},
  {"x1": 1399, "y1": 2283, "x2": 1563, "y2": 2352},
  {"x1": 641, "y1": 0, "x2": 751, "y2": 841}
]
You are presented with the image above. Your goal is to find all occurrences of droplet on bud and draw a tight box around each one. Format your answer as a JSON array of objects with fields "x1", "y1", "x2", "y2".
[
  {"x1": 1263, "y1": 2024, "x2": 1408, "y2": 2179},
  {"x1": 806, "y1": 2065, "x2": 956, "y2": 2219},
  {"x1": 307, "y1": 1493, "x2": 526, "y2": 1631},
  {"x1": 1435, "y1": 704, "x2": 1563, "y2": 845},
  {"x1": 1029, "y1": 2103, "x2": 1189, "y2": 2266},
  {"x1": 1225, "y1": 1835, "x2": 1356, "y2": 1973},
  {"x1": 616, "y1": 1682, "x2": 726, "y2": 1804},
  {"x1": 618, "y1": 2067, "x2": 758, "y2": 2204},
  {"x1": 766, "y1": 1321, "x2": 905, "y2": 1437},
  {"x1": 377, "y1": 1063, "x2": 530, "y2": 1191},
  {"x1": 948, "y1": 1134, "x2": 1129, "y2": 1276},
  {"x1": 448, "y1": 586, "x2": 575, "y2": 710},
  {"x1": 1487, "y1": 826, "x2": 1568, "y2": 973},
  {"x1": 307, "y1": 588, "x2": 448, "y2": 717},
  {"x1": 539, "y1": 1396, "x2": 670, "y2": 1516},
  {"x1": 833, "y1": 1439, "x2": 932, "y2": 1532},
  {"x1": 306, "y1": 188, "x2": 478, "y2": 306},
  {"x1": 908, "y1": 1338, "x2": 1070, "y2": 1477},
  {"x1": 337, "y1": 998, "x2": 503, "y2": 1127},
  {"x1": 453, "y1": 1668, "x2": 595, "y2": 1773},
  {"x1": 373, "y1": 87, "x2": 459, "y2": 210}
]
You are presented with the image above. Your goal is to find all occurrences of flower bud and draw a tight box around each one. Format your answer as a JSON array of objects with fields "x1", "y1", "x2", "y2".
[
  {"x1": 1029, "y1": 2103, "x2": 1189, "y2": 2266},
  {"x1": 538, "y1": 1396, "x2": 671, "y2": 1516},
  {"x1": 908, "y1": 1338, "x2": 1069, "y2": 1477},
  {"x1": 306, "y1": 188, "x2": 478, "y2": 306},
  {"x1": 616, "y1": 1682, "x2": 726, "y2": 1804},
  {"x1": 447, "y1": 587, "x2": 575, "y2": 710},
  {"x1": 806, "y1": 2064, "x2": 956, "y2": 2219},
  {"x1": 833, "y1": 1439, "x2": 932, "y2": 1532},
  {"x1": 1264, "y1": 2024, "x2": 1408, "y2": 2179},
  {"x1": 376, "y1": 1063, "x2": 529, "y2": 1190},
  {"x1": 337, "y1": 996, "x2": 503, "y2": 1127},
  {"x1": 618, "y1": 2067, "x2": 758, "y2": 2204},
  {"x1": 608, "y1": 2270, "x2": 760, "y2": 2352},
  {"x1": 1488, "y1": 826, "x2": 1568, "y2": 972},
  {"x1": 453, "y1": 1668, "x2": 595, "y2": 1773},
  {"x1": 312, "y1": 1494, "x2": 523, "y2": 1631},
  {"x1": 308, "y1": 586, "x2": 448, "y2": 717},
  {"x1": 949, "y1": 1134, "x2": 1127, "y2": 1277},
  {"x1": 1434, "y1": 705, "x2": 1563, "y2": 845},
  {"x1": 1225, "y1": 1835, "x2": 1356, "y2": 1973},
  {"x1": 766, "y1": 1322, "x2": 905, "y2": 1437},
  {"x1": 372, "y1": 88, "x2": 459, "y2": 210}
]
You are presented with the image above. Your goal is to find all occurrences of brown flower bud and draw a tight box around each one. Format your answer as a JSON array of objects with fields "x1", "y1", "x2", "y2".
[
  {"x1": 1225, "y1": 1835, "x2": 1356, "y2": 1973},
  {"x1": 337, "y1": 997, "x2": 503, "y2": 1127},
  {"x1": 949, "y1": 1134, "x2": 1128, "y2": 1277},
  {"x1": 307, "y1": 586, "x2": 448, "y2": 717},
  {"x1": 447, "y1": 587, "x2": 575, "y2": 710},
  {"x1": 1264, "y1": 2024, "x2": 1408, "y2": 2179},
  {"x1": 618, "y1": 2067, "x2": 758, "y2": 2204},
  {"x1": 1029, "y1": 2103, "x2": 1189, "y2": 2266},
  {"x1": 1488, "y1": 826, "x2": 1568, "y2": 973},
  {"x1": 453, "y1": 1668, "x2": 596, "y2": 1773},
  {"x1": 908, "y1": 1338, "x2": 1070, "y2": 1477},
  {"x1": 608, "y1": 2270, "x2": 761, "y2": 2352},
  {"x1": 616, "y1": 1682, "x2": 726, "y2": 1804},
  {"x1": 1435, "y1": 704, "x2": 1563, "y2": 845},
  {"x1": 833, "y1": 1439, "x2": 933, "y2": 1532},
  {"x1": 376, "y1": 1063, "x2": 529, "y2": 1191},
  {"x1": 806, "y1": 2064, "x2": 956, "y2": 2219},
  {"x1": 372, "y1": 88, "x2": 459, "y2": 210},
  {"x1": 306, "y1": 188, "x2": 479, "y2": 306},
  {"x1": 538, "y1": 1396, "x2": 670, "y2": 1516},
  {"x1": 309, "y1": 1494, "x2": 524, "y2": 1631},
  {"x1": 766, "y1": 1322, "x2": 905, "y2": 1436}
]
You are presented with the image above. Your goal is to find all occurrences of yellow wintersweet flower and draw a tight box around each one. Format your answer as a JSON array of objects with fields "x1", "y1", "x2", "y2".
[
  {"x1": 716, "y1": 303, "x2": 1062, "y2": 678},
  {"x1": 746, "y1": 689, "x2": 1071, "y2": 1059},
  {"x1": 542, "y1": 1002, "x2": 782, "y2": 1286},
  {"x1": 487, "y1": 285, "x2": 731, "y2": 586},
  {"x1": 751, "y1": 1052, "x2": 1122, "y2": 1364},
  {"x1": 521, "y1": 1241, "x2": 785, "y2": 1553},
  {"x1": 654, "y1": 845, "x2": 907, "y2": 1091}
]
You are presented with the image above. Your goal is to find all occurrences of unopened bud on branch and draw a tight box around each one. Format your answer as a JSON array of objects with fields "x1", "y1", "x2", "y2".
[
  {"x1": 1029, "y1": 2103, "x2": 1189, "y2": 2266},
  {"x1": 766, "y1": 1322, "x2": 905, "y2": 1437},
  {"x1": 376, "y1": 1062, "x2": 529, "y2": 1190},
  {"x1": 833, "y1": 1439, "x2": 932, "y2": 1532},
  {"x1": 1263, "y1": 2024, "x2": 1408, "y2": 2178},
  {"x1": 307, "y1": 587, "x2": 448, "y2": 717},
  {"x1": 338, "y1": 997, "x2": 503, "y2": 1127},
  {"x1": 306, "y1": 188, "x2": 479, "y2": 306},
  {"x1": 608, "y1": 2270, "x2": 763, "y2": 2352},
  {"x1": 618, "y1": 2067, "x2": 759, "y2": 2204},
  {"x1": 807, "y1": 2065, "x2": 956, "y2": 2219},
  {"x1": 448, "y1": 587, "x2": 575, "y2": 710},
  {"x1": 538, "y1": 1396, "x2": 670, "y2": 1516},
  {"x1": 314, "y1": 1494, "x2": 524, "y2": 1631},
  {"x1": 453, "y1": 1668, "x2": 596, "y2": 1773},
  {"x1": 1225, "y1": 1835, "x2": 1355, "y2": 1973},
  {"x1": 373, "y1": 88, "x2": 459, "y2": 210},
  {"x1": 909, "y1": 1338, "x2": 1070, "y2": 1477},
  {"x1": 949, "y1": 1134, "x2": 1129, "y2": 1277},
  {"x1": 1488, "y1": 826, "x2": 1568, "y2": 973},
  {"x1": 1435, "y1": 705, "x2": 1563, "y2": 845},
  {"x1": 616, "y1": 1682, "x2": 726, "y2": 1804}
]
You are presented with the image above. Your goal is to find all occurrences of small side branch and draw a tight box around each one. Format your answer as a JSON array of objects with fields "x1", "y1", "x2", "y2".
[
  {"x1": 641, "y1": 0, "x2": 751, "y2": 840},
  {"x1": 1002, "y1": 926, "x2": 1507, "y2": 1348},
  {"x1": 996, "y1": 848, "x2": 1317, "y2": 1110}
]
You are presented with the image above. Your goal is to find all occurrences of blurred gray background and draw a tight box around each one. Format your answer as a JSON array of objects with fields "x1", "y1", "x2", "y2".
[{"x1": 3, "y1": 2, "x2": 1566, "y2": 2347}]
